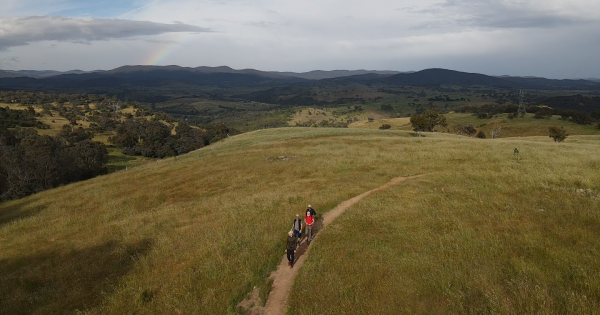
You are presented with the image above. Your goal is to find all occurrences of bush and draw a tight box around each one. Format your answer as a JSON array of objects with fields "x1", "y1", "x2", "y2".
[
  {"x1": 454, "y1": 124, "x2": 477, "y2": 137},
  {"x1": 476, "y1": 131, "x2": 486, "y2": 138},
  {"x1": 379, "y1": 124, "x2": 391, "y2": 130},
  {"x1": 549, "y1": 126, "x2": 568, "y2": 142}
]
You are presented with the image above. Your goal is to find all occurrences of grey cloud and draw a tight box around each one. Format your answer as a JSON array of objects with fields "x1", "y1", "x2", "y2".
[
  {"x1": 432, "y1": 0, "x2": 592, "y2": 29},
  {"x1": 0, "y1": 15, "x2": 211, "y2": 50}
]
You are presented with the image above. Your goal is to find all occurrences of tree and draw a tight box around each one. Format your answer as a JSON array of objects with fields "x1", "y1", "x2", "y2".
[
  {"x1": 491, "y1": 126, "x2": 501, "y2": 139},
  {"x1": 174, "y1": 121, "x2": 205, "y2": 154},
  {"x1": 410, "y1": 110, "x2": 447, "y2": 135},
  {"x1": 571, "y1": 111, "x2": 593, "y2": 125},
  {"x1": 549, "y1": 126, "x2": 567, "y2": 142},
  {"x1": 57, "y1": 125, "x2": 93, "y2": 146}
]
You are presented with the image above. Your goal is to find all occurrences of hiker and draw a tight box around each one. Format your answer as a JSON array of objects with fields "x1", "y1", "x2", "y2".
[
  {"x1": 286, "y1": 230, "x2": 297, "y2": 268},
  {"x1": 292, "y1": 214, "x2": 303, "y2": 246},
  {"x1": 307, "y1": 204, "x2": 316, "y2": 217},
  {"x1": 305, "y1": 208, "x2": 315, "y2": 244}
]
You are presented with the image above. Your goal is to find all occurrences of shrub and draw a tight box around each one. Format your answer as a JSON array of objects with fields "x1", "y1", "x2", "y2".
[
  {"x1": 454, "y1": 124, "x2": 477, "y2": 137},
  {"x1": 379, "y1": 124, "x2": 391, "y2": 130},
  {"x1": 476, "y1": 131, "x2": 486, "y2": 138},
  {"x1": 549, "y1": 126, "x2": 568, "y2": 142}
]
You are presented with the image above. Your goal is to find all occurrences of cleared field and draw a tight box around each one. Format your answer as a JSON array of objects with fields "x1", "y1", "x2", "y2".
[
  {"x1": 1, "y1": 127, "x2": 598, "y2": 314},
  {"x1": 350, "y1": 112, "x2": 600, "y2": 138}
]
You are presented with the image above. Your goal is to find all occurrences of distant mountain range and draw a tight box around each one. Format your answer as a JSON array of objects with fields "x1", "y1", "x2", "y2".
[
  {"x1": 0, "y1": 69, "x2": 102, "y2": 78},
  {"x1": 0, "y1": 66, "x2": 599, "y2": 93},
  {"x1": 0, "y1": 66, "x2": 400, "y2": 80}
]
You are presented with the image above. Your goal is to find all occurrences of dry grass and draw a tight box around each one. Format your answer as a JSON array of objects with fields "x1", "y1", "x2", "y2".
[
  {"x1": 350, "y1": 113, "x2": 600, "y2": 138},
  {"x1": 0, "y1": 128, "x2": 420, "y2": 314},
  {"x1": 289, "y1": 134, "x2": 600, "y2": 314},
  {"x1": 1, "y1": 127, "x2": 599, "y2": 314},
  {"x1": 288, "y1": 107, "x2": 375, "y2": 127}
]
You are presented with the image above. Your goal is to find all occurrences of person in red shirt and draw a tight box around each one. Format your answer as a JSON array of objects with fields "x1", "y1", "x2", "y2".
[{"x1": 304, "y1": 209, "x2": 315, "y2": 244}]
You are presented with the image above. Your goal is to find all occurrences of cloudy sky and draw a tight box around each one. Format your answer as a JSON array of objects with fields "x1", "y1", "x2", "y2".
[{"x1": 1, "y1": 0, "x2": 599, "y2": 78}]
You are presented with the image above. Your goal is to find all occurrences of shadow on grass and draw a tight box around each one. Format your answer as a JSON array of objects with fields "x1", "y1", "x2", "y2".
[
  {"x1": 0, "y1": 239, "x2": 153, "y2": 314},
  {"x1": 0, "y1": 197, "x2": 47, "y2": 228},
  {"x1": 106, "y1": 153, "x2": 143, "y2": 173}
]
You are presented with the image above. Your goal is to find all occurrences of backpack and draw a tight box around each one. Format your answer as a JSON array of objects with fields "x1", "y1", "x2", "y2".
[{"x1": 308, "y1": 208, "x2": 316, "y2": 216}]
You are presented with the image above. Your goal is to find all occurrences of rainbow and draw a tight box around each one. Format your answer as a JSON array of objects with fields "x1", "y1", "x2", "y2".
[{"x1": 143, "y1": 33, "x2": 191, "y2": 65}]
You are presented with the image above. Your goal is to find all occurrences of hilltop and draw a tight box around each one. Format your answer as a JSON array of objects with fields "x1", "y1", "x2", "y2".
[{"x1": 1, "y1": 126, "x2": 599, "y2": 313}]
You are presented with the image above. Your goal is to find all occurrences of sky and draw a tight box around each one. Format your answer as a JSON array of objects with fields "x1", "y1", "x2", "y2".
[{"x1": 1, "y1": 0, "x2": 599, "y2": 78}]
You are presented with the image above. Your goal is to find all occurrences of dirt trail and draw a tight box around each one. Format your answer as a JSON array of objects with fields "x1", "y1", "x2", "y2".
[{"x1": 240, "y1": 175, "x2": 424, "y2": 315}]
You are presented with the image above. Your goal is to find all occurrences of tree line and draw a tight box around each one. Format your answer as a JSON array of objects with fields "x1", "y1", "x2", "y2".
[{"x1": 456, "y1": 104, "x2": 600, "y2": 125}]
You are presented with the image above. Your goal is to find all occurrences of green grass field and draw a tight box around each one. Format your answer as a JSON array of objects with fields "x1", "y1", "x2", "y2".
[{"x1": 1, "y1": 127, "x2": 599, "y2": 314}]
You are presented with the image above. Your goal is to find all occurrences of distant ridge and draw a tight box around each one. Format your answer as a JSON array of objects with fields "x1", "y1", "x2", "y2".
[
  {"x1": 0, "y1": 69, "x2": 104, "y2": 79},
  {"x1": 380, "y1": 68, "x2": 600, "y2": 89},
  {"x1": 105, "y1": 65, "x2": 400, "y2": 80},
  {"x1": 0, "y1": 66, "x2": 599, "y2": 92}
]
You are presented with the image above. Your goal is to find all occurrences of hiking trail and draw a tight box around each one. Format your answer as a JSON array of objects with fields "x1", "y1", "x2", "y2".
[{"x1": 239, "y1": 175, "x2": 424, "y2": 315}]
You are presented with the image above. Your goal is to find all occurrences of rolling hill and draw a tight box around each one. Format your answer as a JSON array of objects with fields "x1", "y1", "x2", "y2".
[{"x1": 1, "y1": 127, "x2": 599, "y2": 313}]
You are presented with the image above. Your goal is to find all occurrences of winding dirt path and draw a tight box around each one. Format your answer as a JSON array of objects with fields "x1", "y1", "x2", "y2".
[{"x1": 241, "y1": 175, "x2": 424, "y2": 315}]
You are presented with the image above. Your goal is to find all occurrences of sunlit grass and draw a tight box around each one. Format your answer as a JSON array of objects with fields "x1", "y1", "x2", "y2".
[
  {"x1": 289, "y1": 134, "x2": 600, "y2": 314},
  {"x1": 1, "y1": 127, "x2": 598, "y2": 314}
]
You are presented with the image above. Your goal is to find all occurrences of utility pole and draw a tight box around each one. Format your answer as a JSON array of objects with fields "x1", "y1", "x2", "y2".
[{"x1": 518, "y1": 90, "x2": 527, "y2": 117}]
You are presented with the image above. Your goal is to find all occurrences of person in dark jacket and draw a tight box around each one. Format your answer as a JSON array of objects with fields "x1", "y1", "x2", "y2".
[
  {"x1": 307, "y1": 204, "x2": 316, "y2": 216},
  {"x1": 286, "y1": 230, "x2": 298, "y2": 268},
  {"x1": 292, "y1": 214, "x2": 303, "y2": 246}
]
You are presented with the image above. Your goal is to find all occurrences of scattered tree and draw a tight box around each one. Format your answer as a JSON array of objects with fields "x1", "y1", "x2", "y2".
[
  {"x1": 491, "y1": 126, "x2": 501, "y2": 139},
  {"x1": 410, "y1": 110, "x2": 447, "y2": 135},
  {"x1": 548, "y1": 126, "x2": 568, "y2": 142}
]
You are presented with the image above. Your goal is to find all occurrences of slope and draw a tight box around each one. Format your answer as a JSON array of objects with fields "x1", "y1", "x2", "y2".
[
  {"x1": 290, "y1": 135, "x2": 600, "y2": 314},
  {"x1": 1, "y1": 128, "x2": 599, "y2": 314}
]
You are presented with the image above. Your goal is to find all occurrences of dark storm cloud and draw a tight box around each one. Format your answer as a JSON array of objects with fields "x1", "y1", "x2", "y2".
[{"x1": 0, "y1": 15, "x2": 211, "y2": 50}]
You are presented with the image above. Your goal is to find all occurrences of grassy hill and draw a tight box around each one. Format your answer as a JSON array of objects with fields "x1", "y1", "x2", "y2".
[{"x1": 1, "y1": 127, "x2": 599, "y2": 314}]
